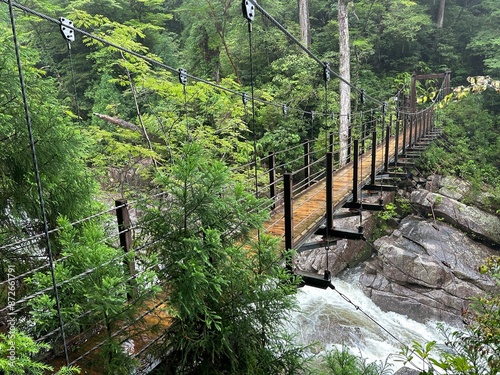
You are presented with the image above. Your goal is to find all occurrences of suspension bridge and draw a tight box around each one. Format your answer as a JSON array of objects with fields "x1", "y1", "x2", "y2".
[{"x1": 0, "y1": 0, "x2": 451, "y2": 373}]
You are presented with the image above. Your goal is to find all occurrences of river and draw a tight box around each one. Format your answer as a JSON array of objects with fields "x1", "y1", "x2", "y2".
[{"x1": 291, "y1": 267, "x2": 447, "y2": 372}]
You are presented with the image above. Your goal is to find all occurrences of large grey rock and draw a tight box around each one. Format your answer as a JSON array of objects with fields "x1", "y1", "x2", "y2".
[
  {"x1": 426, "y1": 175, "x2": 471, "y2": 201},
  {"x1": 425, "y1": 175, "x2": 498, "y2": 213},
  {"x1": 360, "y1": 216, "x2": 497, "y2": 325},
  {"x1": 410, "y1": 189, "x2": 500, "y2": 246},
  {"x1": 394, "y1": 367, "x2": 420, "y2": 375}
]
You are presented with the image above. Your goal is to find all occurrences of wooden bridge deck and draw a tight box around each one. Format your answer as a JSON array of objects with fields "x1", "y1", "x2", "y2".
[{"x1": 263, "y1": 132, "x2": 415, "y2": 249}]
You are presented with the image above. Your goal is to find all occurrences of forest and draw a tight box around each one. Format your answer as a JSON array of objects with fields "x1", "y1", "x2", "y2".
[{"x1": 0, "y1": 0, "x2": 499, "y2": 374}]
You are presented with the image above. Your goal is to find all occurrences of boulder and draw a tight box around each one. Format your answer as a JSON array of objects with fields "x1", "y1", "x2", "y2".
[
  {"x1": 425, "y1": 175, "x2": 497, "y2": 213},
  {"x1": 360, "y1": 216, "x2": 497, "y2": 325},
  {"x1": 410, "y1": 189, "x2": 500, "y2": 246},
  {"x1": 394, "y1": 367, "x2": 420, "y2": 375},
  {"x1": 426, "y1": 175, "x2": 471, "y2": 201}
]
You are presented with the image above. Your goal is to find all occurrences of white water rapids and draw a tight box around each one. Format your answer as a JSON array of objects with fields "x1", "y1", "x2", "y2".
[{"x1": 290, "y1": 267, "x2": 448, "y2": 371}]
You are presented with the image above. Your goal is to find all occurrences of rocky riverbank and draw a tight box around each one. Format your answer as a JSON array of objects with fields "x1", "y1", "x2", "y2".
[{"x1": 296, "y1": 175, "x2": 499, "y2": 326}]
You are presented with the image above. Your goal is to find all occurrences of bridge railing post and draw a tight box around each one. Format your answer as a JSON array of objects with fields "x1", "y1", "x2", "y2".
[
  {"x1": 394, "y1": 117, "x2": 400, "y2": 165},
  {"x1": 361, "y1": 119, "x2": 366, "y2": 154},
  {"x1": 284, "y1": 173, "x2": 294, "y2": 266},
  {"x1": 329, "y1": 132, "x2": 334, "y2": 157},
  {"x1": 408, "y1": 114, "x2": 414, "y2": 149},
  {"x1": 353, "y1": 140, "x2": 359, "y2": 203},
  {"x1": 402, "y1": 114, "x2": 408, "y2": 156},
  {"x1": 326, "y1": 152, "x2": 333, "y2": 231},
  {"x1": 268, "y1": 152, "x2": 276, "y2": 209},
  {"x1": 347, "y1": 120, "x2": 352, "y2": 164},
  {"x1": 370, "y1": 130, "x2": 377, "y2": 185},
  {"x1": 304, "y1": 140, "x2": 310, "y2": 188},
  {"x1": 115, "y1": 199, "x2": 137, "y2": 300},
  {"x1": 426, "y1": 110, "x2": 430, "y2": 135},
  {"x1": 384, "y1": 114, "x2": 391, "y2": 172}
]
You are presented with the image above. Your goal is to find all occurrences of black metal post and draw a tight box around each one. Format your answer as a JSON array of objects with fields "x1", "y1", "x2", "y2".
[
  {"x1": 284, "y1": 173, "x2": 294, "y2": 255},
  {"x1": 329, "y1": 132, "x2": 334, "y2": 155},
  {"x1": 353, "y1": 140, "x2": 359, "y2": 203},
  {"x1": 384, "y1": 124, "x2": 390, "y2": 172},
  {"x1": 304, "y1": 140, "x2": 310, "y2": 188},
  {"x1": 116, "y1": 200, "x2": 137, "y2": 300},
  {"x1": 394, "y1": 118, "x2": 400, "y2": 165},
  {"x1": 402, "y1": 115, "x2": 407, "y2": 156},
  {"x1": 370, "y1": 130, "x2": 377, "y2": 185},
  {"x1": 326, "y1": 152, "x2": 333, "y2": 231},
  {"x1": 268, "y1": 152, "x2": 276, "y2": 209},
  {"x1": 408, "y1": 114, "x2": 414, "y2": 148},
  {"x1": 347, "y1": 126, "x2": 352, "y2": 163}
]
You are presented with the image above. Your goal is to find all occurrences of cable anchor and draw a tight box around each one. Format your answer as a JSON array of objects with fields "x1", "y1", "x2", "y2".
[
  {"x1": 178, "y1": 68, "x2": 188, "y2": 85},
  {"x1": 323, "y1": 245, "x2": 331, "y2": 281},
  {"x1": 59, "y1": 17, "x2": 75, "y2": 43},
  {"x1": 323, "y1": 62, "x2": 330, "y2": 82},
  {"x1": 242, "y1": 0, "x2": 255, "y2": 22}
]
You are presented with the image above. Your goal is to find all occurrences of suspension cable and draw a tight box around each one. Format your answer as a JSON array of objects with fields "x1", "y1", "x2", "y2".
[{"x1": 7, "y1": 0, "x2": 69, "y2": 366}]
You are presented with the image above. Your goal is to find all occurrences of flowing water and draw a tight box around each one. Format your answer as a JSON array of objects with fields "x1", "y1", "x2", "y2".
[{"x1": 291, "y1": 267, "x2": 447, "y2": 371}]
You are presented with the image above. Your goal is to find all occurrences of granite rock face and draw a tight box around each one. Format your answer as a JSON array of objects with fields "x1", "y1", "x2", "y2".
[
  {"x1": 360, "y1": 216, "x2": 497, "y2": 325},
  {"x1": 410, "y1": 189, "x2": 500, "y2": 246}
]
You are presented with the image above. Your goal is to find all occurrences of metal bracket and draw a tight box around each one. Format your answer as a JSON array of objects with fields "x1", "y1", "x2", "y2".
[
  {"x1": 242, "y1": 0, "x2": 255, "y2": 22},
  {"x1": 298, "y1": 274, "x2": 331, "y2": 289},
  {"x1": 362, "y1": 184, "x2": 397, "y2": 192},
  {"x1": 282, "y1": 104, "x2": 288, "y2": 116},
  {"x1": 343, "y1": 201, "x2": 385, "y2": 211},
  {"x1": 178, "y1": 68, "x2": 187, "y2": 85},
  {"x1": 59, "y1": 17, "x2": 75, "y2": 42},
  {"x1": 323, "y1": 62, "x2": 330, "y2": 82},
  {"x1": 329, "y1": 228, "x2": 365, "y2": 240}
]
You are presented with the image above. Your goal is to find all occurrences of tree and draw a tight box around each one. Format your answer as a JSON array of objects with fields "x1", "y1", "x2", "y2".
[
  {"x1": 26, "y1": 217, "x2": 159, "y2": 373},
  {"x1": 143, "y1": 143, "x2": 307, "y2": 374},
  {"x1": 467, "y1": 0, "x2": 500, "y2": 76},
  {"x1": 437, "y1": 0, "x2": 446, "y2": 29},
  {"x1": 0, "y1": 329, "x2": 80, "y2": 374},
  {"x1": 338, "y1": 0, "x2": 351, "y2": 166},
  {"x1": 0, "y1": 17, "x2": 96, "y2": 245},
  {"x1": 298, "y1": 0, "x2": 311, "y2": 48}
]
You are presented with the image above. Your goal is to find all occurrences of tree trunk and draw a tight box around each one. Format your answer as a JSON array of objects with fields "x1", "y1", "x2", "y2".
[
  {"x1": 437, "y1": 0, "x2": 446, "y2": 28},
  {"x1": 338, "y1": 0, "x2": 351, "y2": 166},
  {"x1": 298, "y1": 0, "x2": 311, "y2": 47}
]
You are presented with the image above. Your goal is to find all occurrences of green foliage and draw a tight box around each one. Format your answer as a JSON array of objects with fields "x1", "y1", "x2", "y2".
[
  {"x1": 317, "y1": 345, "x2": 392, "y2": 375},
  {"x1": 419, "y1": 93, "x2": 500, "y2": 212},
  {"x1": 0, "y1": 22, "x2": 96, "y2": 235},
  {"x1": 143, "y1": 143, "x2": 307, "y2": 374},
  {"x1": 25, "y1": 216, "x2": 158, "y2": 372},
  {"x1": 0, "y1": 329, "x2": 80, "y2": 374}
]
